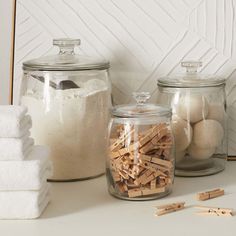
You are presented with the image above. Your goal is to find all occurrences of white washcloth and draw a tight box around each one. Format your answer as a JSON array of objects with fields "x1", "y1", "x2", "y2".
[
  {"x1": 0, "y1": 183, "x2": 50, "y2": 219},
  {"x1": 0, "y1": 105, "x2": 32, "y2": 138},
  {"x1": 0, "y1": 145, "x2": 53, "y2": 190},
  {"x1": 0, "y1": 132, "x2": 34, "y2": 160}
]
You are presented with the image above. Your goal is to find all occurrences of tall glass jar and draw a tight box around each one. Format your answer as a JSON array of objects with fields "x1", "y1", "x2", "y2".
[
  {"x1": 157, "y1": 61, "x2": 227, "y2": 177},
  {"x1": 107, "y1": 92, "x2": 174, "y2": 200},
  {"x1": 20, "y1": 38, "x2": 111, "y2": 181}
]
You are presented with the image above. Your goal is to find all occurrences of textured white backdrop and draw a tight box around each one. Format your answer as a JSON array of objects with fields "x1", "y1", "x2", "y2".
[{"x1": 13, "y1": 0, "x2": 236, "y2": 155}]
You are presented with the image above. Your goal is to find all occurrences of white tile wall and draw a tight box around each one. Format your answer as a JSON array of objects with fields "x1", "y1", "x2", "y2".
[{"x1": 13, "y1": 0, "x2": 236, "y2": 155}]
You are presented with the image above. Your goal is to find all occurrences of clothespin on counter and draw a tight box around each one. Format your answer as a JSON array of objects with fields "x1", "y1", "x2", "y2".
[
  {"x1": 155, "y1": 202, "x2": 185, "y2": 216},
  {"x1": 195, "y1": 206, "x2": 233, "y2": 217},
  {"x1": 196, "y1": 188, "x2": 224, "y2": 201}
]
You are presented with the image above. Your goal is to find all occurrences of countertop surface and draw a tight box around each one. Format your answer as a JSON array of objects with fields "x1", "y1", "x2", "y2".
[{"x1": 1, "y1": 162, "x2": 236, "y2": 236}]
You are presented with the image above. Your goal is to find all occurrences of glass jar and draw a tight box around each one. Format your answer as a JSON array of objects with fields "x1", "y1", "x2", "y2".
[
  {"x1": 157, "y1": 61, "x2": 227, "y2": 177},
  {"x1": 106, "y1": 92, "x2": 174, "y2": 200},
  {"x1": 20, "y1": 38, "x2": 111, "y2": 181}
]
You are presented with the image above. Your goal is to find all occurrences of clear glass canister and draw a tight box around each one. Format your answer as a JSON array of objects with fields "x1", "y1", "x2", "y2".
[
  {"x1": 107, "y1": 92, "x2": 174, "y2": 200},
  {"x1": 20, "y1": 38, "x2": 111, "y2": 181},
  {"x1": 157, "y1": 61, "x2": 227, "y2": 177}
]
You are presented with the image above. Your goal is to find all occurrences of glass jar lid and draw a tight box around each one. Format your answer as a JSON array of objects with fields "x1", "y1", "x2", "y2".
[
  {"x1": 23, "y1": 38, "x2": 110, "y2": 71},
  {"x1": 157, "y1": 61, "x2": 226, "y2": 88},
  {"x1": 112, "y1": 92, "x2": 172, "y2": 118}
]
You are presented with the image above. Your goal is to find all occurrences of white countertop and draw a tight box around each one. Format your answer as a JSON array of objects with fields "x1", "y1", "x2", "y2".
[{"x1": 1, "y1": 162, "x2": 236, "y2": 236}]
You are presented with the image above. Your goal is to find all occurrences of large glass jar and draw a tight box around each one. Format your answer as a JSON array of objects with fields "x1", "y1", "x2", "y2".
[
  {"x1": 157, "y1": 61, "x2": 227, "y2": 177},
  {"x1": 107, "y1": 92, "x2": 174, "y2": 200},
  {"x1": 20, "y1": 38, "x2": 111, "y2": 181}
]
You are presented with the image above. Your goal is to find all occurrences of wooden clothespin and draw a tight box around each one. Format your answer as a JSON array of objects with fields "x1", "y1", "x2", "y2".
[
  {"x1": 155, "y1": 202, "x2": 185, "y2": 216},
  {"x1": 197, "y1": 188, "x2": 224, "y2": 201},
  {"x1": 195, "y1": 206, "x2": 233, "y2": 217}
]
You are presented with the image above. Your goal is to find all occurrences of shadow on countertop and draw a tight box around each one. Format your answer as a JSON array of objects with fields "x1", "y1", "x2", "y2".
[
  {"x1": 170, "y1": 162, "x2": 236, "y2": 198},
  {"x1": 40, "y1": 175, "x2": 118, "y2": 219},
  {"x1": 41, "y1": 163, "x2": 236, "y2": 218}
]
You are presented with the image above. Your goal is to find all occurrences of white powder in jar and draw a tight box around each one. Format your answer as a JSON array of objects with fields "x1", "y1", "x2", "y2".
[{"x1": 21, "y1": 79, "x2": 110, "y2": 180}]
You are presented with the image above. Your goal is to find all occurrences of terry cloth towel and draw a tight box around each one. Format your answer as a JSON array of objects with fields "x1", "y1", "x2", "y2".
[
  {"x1": 0, "y1": 132, "x2": 34, "y2": 161},
  {"x1": 0, "y1": 145, "x2": 53, "y2": 190},
  {"x1": 0, "y1": 183, "x2": 50, "y2": 219},
  {"x1": 0, "y1": 105, "x2": 32, "y2": 138}
]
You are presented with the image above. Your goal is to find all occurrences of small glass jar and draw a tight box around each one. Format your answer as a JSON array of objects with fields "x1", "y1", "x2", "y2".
[
  {"x1": 106, "y1": 92, "x2": 174, "y2": 200},
  {"x1": 20, "y1": 38, "x2": 111, "y2": 181},
  {"x1": 157, "y1": 61, "x2": 227, "y2": 177}
]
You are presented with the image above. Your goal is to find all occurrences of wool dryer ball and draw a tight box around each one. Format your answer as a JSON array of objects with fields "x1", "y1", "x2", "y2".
[
  {"x1": 176, "y1": 95, "x2": 208, "y2": 123},
  {"x1": 176, "y1": 150, "x2": 186, "y2": 163},
  {"x1": 188, "y1": 143, "x2": 215, "y2": 160},
  {"x1": 171, "y1": 117, "x2": 192, "y2": 151},
  {"x1": 193, "y1": 119, "x2": 224, "y2": 148},
  {"x1": 207, "y1": 103, "x2": 226, "y2": 124}
]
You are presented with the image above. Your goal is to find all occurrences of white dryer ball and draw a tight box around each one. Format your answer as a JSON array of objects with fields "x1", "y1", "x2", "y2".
[
  {"x1": 176, "y1": 150, "x2": 186, "y2": 163},
  {"x1": 188, "y1": 143, "x2": 215, "y2": 160},
  {"x1": 171, "y1": 117, "x2": 192, "y2": 151},
  {"x1": 193, "y1": 119, "x2": 224, "y2": 148},
  {"x1": 207, "y1": 103, "x2": 226, "y2": 124},
  {"x1": 176, "y1": 95, "x2": 208, "y2": 123}
]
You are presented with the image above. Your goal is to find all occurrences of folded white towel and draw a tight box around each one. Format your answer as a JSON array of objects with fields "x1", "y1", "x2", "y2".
[
  {"x1": 0, "y1": 183, "x2": 50, "y2": 219},
  {"x1": 0, "y1": 145, "x2": 53, "y2": 190},
  {"x1": 0, "y1": 132, "x2": 34, "y2": 161},
  {"x1": 0, "y1": 105, "x2": 27, "y2": 118},
  {"x1": 0, "y1": 105, "x2": 32, "y2": 138}
]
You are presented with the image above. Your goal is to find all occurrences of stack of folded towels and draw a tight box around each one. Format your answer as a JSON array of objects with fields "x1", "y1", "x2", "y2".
[{"x1": 0, "y1": 105, "x2": 53, "y2": 219}]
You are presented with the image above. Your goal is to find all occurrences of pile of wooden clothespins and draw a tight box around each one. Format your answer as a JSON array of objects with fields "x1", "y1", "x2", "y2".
[{"x1": 155, "y1": 188, "x2": 234, "y2": 217}]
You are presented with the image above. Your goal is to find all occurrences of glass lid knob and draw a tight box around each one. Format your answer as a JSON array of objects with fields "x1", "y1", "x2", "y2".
[
  {"x1": 181, "y1": 61, "x2": 202, "y2": 74},
  {"x1": 53, "y1": 38, "x2": 81, "y2": 55},
  {"x1": 133, "y1": 92, "x2": 151, "y2": 106}
]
